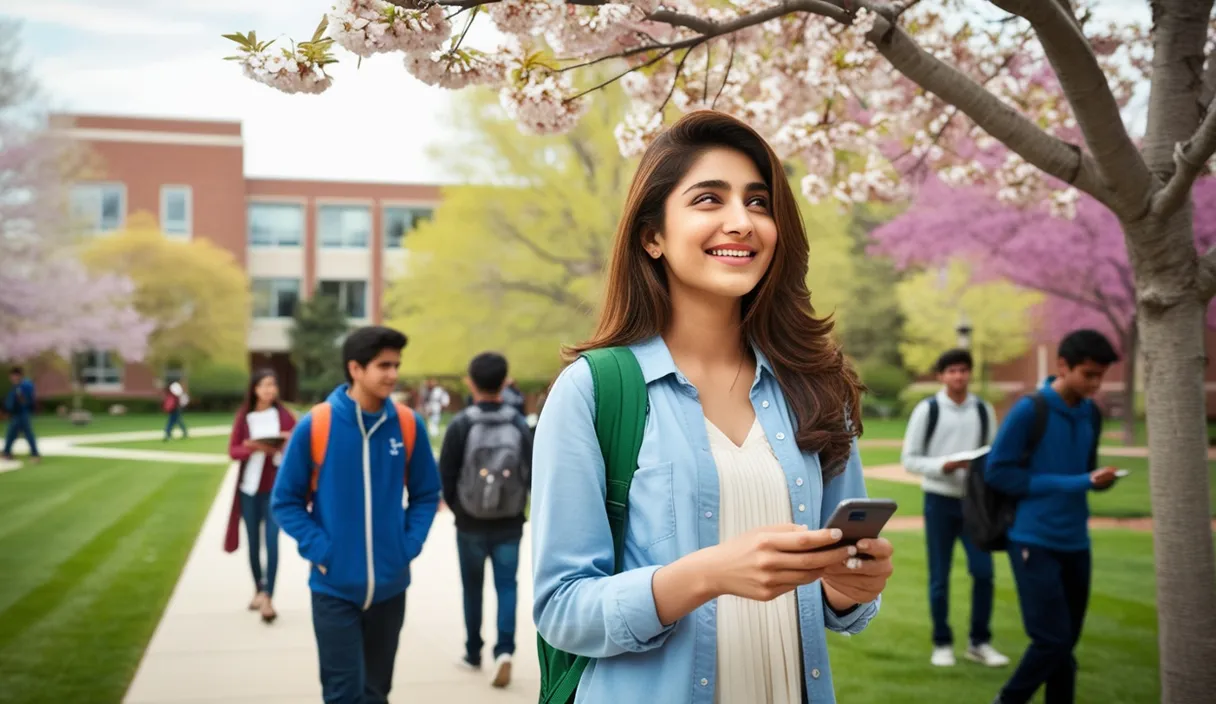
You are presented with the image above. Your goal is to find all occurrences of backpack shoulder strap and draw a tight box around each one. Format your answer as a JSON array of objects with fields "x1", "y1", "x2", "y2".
[
  {"x1": 1087, "y1": 401, "x2": 1103, "y2": 472},
  {"x1": 309, "y1": 402, "x2": 333, "y2": 498},
  {"x1": 976, "y1": 399, "x2": 990, "y2": 449},
  {"x1": 580, "y1": 347, "x2": 647, "y2": 573},
  {"x1": 395, "y1": 402, "x2": 417, "y2": 485},
  {"x1": 922, "y1": 396, "x2": 940, "y2": 455},
  {"x1": 1020, "y1": 392, "x2": 1050, "y2": 465}
]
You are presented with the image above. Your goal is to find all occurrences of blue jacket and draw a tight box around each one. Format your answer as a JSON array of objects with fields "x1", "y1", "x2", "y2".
[
  {"x1": 272, "y1": 385, "x2": 441, "y2": 607},
  {"x1": 984, "y1": 379, "x2": 1097, "y2": 552},
  {"x1": 4, "y1": 379, "x2": 35, "y2": 415},
  {"x1": 531, "y1": 337, "x2": 877, "y2": 704}
]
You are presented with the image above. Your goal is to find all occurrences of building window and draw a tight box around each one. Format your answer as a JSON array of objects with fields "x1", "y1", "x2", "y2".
[
  {"x1": 318, "y1": 279, "x2": 368, "y2": 319},
  {"x1": 248, "y1": 203, "x2": 303, "y2": 247},
  {"x1": 383, "y1": 206, "x2": 433, "y2": 249},
  {"x1": 160, "y1": 185, "x2": 192, "y2": 238},
  {"x1": 70, "y1": 183, "x2": 125, "y2": 234},
  {"x1": 75, "y1": 350, "x2": 123, "y2": 386},
  {"x1": 251, "y1": 278, "x2": 301, "y2": 319},
  {"x1": 318, "y1": 205, "x2": 371, "y2": 248}
]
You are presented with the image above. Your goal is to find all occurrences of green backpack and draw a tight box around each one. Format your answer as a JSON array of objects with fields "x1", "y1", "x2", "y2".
[{"x1": 537, "y1": 347, "x2": 648, "y2": 704}]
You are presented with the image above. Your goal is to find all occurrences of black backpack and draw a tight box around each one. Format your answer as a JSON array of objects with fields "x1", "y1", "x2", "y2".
[
  {"x1": 923, "y1": 396, "x2": 989, "y2": 453},
  {"x1": 963, "y1": 392, "x2": 1102, "y2": 552}
]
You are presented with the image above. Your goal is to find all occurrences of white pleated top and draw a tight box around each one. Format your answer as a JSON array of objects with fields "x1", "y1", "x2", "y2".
[{"x1": 707, "y1": 417, "x2": 804, "y2": 704}]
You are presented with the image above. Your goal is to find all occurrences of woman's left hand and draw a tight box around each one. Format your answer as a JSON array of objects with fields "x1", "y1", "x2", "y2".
[{"x1": 820, "y1": 537, "x2": 894, "y2": 605}]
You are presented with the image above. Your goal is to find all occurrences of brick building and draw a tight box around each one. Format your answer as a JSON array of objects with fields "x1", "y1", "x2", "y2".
[
  {"x1": 38, "y1": 113, "x2": 438, "y2": 401},
  {"x1": 32, "y1": 112, "x2": 1216, "y2": 415}
]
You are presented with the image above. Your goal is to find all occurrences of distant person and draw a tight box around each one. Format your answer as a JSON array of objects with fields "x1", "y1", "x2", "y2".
[
  {"x1": 2, "y1": 366, "x2": 40, "y2": 463},
  {"x1": 425, "y1": 378, "x2": 450, "y2": 436},
  {"x1": 162, "y1": 380, "x2": 189, "y2": 441},
  {"x1": 985, "y1": 329, "x2": 1122, "y2": 704},
  {"x1": 272, "y1": 325, "x2": 441, "y2": 704},
  {"x1": 901, "y1": 349, "x2": 1008, "y2": 668},
  {"x1": 442, "y1": 352, "x2": 532, "y2": 689},
  {"x1": 224, "y1": 369, "x2": 297, "y2": 624}
]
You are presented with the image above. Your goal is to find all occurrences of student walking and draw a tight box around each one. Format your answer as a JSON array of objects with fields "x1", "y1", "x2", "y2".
[
  {"x1": 441, "y1": 352, "x2": 532, "y2": 689},
  {"x1": 3, "y1": 366, "x2": 40, "y2": 463},
  {"x1": 901, "y1": 349, "x2": 1009, "y2": 668},
  {"x1": 985, "y1": 329, "x2": 1123, "y2": 704},
  {"x1": 162, "y1": 380, "x2": 189, "y2": 440},
  {"x1": 272, "y1": 326, "x2": 441, "y2": 704},
  {"x1": 224, "y1": 370, "x2": 296, "y2": 623},
  {"x1": 530, "y1": 111, "x2": 893, "y2": 704}
]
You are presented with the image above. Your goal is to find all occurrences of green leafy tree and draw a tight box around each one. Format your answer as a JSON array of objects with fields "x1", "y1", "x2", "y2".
[
  {"x1": 289, "y1": 288, "x2": 349, "y2": 401},
  {"x1": 834, "y1": 206, "x2": 907, "y2": 368},
  {"x1": 384, "y1": 86, "x2": 634, "y2": 381}
]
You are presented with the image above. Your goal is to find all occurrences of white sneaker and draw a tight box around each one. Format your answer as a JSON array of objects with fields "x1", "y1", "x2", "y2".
[
  {"x1": 966, "y1": 643, "x2": 1011, "y2": 667},
  {"x1": 456, "y1": 655, "x2": 481, "y2": 672},
  {"x1": 491, "y1": 653, "x2": 513, "y2": 688},
  {"x1": 931, "y1": 646, "x2": 956, "y2": 667}
]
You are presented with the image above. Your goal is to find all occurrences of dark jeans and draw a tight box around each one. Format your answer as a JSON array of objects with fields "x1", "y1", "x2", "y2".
[
  {"x1": 164, "y1": 409, "x2": 187, "y2": 439},
  {"x1": 998, "y1": 542, "x2": 1092, "y2": 704},
  {"x1": 3, "y1": 414, "x2": 38, "y2": 457},
  {"x1": 311, "y1": 591, "x2": 406, "y2": 704},
  {"x1": 239, "y1": 492, "x2": 279, "y2": 596},
  {"x1": 456, "y1": 530, "x2": 520, "y2": 665},
  {"x1": 924, "y1": 492, "x2": 994, "y2": 646}
]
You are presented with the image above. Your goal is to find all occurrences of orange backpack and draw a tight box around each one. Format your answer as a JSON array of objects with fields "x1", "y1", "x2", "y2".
[{"x1": 308, "y1": 401, "x2": 418, "y2": 500}]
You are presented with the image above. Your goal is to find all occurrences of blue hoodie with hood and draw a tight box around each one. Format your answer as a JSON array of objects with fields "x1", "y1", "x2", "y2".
[
  {"x1": 272, "y1": 384, "x2": 441, "y2": 608},
  {"x1": 984, "y1": 378, "x2": 1099, "y2": 552}
]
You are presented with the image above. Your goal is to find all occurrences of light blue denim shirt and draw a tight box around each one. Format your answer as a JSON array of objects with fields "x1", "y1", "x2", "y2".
[{"x1": 531, "y1": 336, "x2": 879, "y2": 704}]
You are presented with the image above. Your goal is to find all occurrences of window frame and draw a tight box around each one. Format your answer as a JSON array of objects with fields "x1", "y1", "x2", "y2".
[
  {"x1": 70, "y1": 182, "x2": 127, "y2": 234},
  {"x1": 160, "y1": 185, "x2": 193, "y2": 238},
  {"x1": 76, "y1": 349, "x2": 124, "y2": 390},
  {"x1": 317, "y1": 279, "x2": 369, "y2": 320},
  {"x1": 317, "y1": 204, "x2": 372, "y2": 249},
  {"x1": 251, "y1": 277, "x2": 302, "y2": 319},
  {"x1": 247, "y1": 202, "x2": 305, "y2": 248},
  {"x1": 382, "y1": 205, "x2": 434, "y2": 249}
]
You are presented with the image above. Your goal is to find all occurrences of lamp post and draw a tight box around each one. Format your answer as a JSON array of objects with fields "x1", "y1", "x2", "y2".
[{"x1": 956, "y1": 312, "x2": 973, "y2": 350}]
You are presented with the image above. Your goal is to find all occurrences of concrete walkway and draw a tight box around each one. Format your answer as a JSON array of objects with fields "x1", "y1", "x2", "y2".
[{"x1": 123, "y1": 460, "x2": 540, "y2": 704}]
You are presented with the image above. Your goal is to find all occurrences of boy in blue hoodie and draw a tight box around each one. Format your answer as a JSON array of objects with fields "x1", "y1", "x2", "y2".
[
  {"x1": 3, "y1": 366, "x2": 40, "y2": 462},
  {"x1": 272, "y1": 326, "x2": 441, "y2": 704},
  {"x1": 985, "y1": 329, "x2": 1122, "y2": 704}
]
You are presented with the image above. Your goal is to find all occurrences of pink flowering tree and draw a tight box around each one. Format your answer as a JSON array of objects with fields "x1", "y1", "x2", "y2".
[
  {"x1": 872, "y1": 176, "x2": 1216, "y2": 445},
  {"x1": 227, "y1": 1, "x2": 1216, "y2": 694},
  {"x1": 0, "y1": 20, "x2": 151, "y2": 391}
]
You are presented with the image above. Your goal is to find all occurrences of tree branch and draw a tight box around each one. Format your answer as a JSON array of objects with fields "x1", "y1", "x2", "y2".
[
  {"x1": 1202, "y1": 53, "x2": 1216, "y2": 107},
  {"x1": 482, "y1": 277, "x2": 594, "y2": 312},
  {"x1": 1198, "y1": 248, "x2": 1216, "y2": 302},
  {"x1": 988, "y1": 0, "x2": 1151, "y2": 215},
  {"x1": 1152, "y1": 98, "x2": 1216, "y2": 218},
  {"x1": 496, "y1": 218, "x2": 597, "y2": 278},
  {"x1": 865, "y1": 14, "x2": 1114, "y2": 206}
]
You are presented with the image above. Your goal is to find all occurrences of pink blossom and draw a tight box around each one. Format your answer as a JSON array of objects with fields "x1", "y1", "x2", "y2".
[
  {"x1": 405, "y1": 47, "x2": 505, "y2": 89},
  {"x1": 329, "y1": 0, "x2": 450, "y2": 57}
]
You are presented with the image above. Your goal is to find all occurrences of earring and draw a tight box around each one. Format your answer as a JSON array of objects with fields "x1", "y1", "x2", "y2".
[{"x1": 649, "y1": 249, "x2": 661, "y2": 259}]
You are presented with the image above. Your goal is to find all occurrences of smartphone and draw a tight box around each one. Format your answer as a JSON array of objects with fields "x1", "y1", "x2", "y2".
[{"x1": 810, "y1": 498, "x2": 899, "y2": 554}]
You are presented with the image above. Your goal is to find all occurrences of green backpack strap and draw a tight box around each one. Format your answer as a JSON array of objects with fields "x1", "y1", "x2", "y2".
[{"x1": 537, "y1": 346, "x2": 648, "y2": 704}]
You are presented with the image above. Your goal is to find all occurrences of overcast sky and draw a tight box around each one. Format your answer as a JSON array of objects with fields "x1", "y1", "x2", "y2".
[{"x1": 1, "y1": 0, "x2": 1152, "y2": 185}]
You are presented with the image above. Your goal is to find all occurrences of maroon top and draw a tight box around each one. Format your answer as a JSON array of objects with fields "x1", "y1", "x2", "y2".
[{"x1": 223, "y1": 404, "x2": 297, "y2": 553}]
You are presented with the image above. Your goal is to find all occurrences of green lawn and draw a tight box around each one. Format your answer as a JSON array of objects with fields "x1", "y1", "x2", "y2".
[
  {"x1": 830, "y1": 530, "x2": 1160, "y2": 704},
  {"x1": 1, "y1": 412, "x2": 232, "y2": 438},
  {"x1": 0, "y1": 456, "x2": 225, "y2": 704}
]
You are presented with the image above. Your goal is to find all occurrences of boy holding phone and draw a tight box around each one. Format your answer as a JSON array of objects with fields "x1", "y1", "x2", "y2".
[
  {"x1": 901, "y1": 349, "x2": 1009, "y2": 668},
  {"x1": 985, "y1": 329, "x2": 1121, "y2": 704}
]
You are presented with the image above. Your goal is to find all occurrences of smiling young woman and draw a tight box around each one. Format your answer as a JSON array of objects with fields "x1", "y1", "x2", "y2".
[{"x1": 530, "y1": 111, "x2": 894, "y2": 704}]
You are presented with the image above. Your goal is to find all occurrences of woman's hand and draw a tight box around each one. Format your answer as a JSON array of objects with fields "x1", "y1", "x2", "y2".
[
  {"x1": 653, "y1": 523, "x2": 855, "y2": 626},
  {"x1": 820, "y1": 538, "x2": 894, "y2": 607},
  {"x1": 707, "y1": 524, "x2": 857, "y2": 602}
]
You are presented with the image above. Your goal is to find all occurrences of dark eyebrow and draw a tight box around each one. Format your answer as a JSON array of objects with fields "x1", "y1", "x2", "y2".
[{"x1": 682, "y1": 179, "x2": 770, "y2": 195}]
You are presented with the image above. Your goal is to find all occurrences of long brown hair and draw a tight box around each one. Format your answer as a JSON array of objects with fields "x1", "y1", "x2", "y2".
[{"x1": 568, "y1": 110, "x2": 863, "y2": 477}]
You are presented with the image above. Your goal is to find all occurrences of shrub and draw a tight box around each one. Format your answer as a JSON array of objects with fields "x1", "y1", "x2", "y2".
[
  {"x1": 858, "y1": 360, "x2": 912, "y2": 419},
  {"x1": 186, "y1": 361, "x2": 249, "y2": 411}
]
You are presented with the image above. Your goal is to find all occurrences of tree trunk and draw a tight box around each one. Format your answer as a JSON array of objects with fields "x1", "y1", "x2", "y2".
[
  {"x1": 1121, "y1": 324, "x2": 1138, "y2": 446},
  {"x1": 1134, "y1": 225, "x2": 1216, "y2": 702}
]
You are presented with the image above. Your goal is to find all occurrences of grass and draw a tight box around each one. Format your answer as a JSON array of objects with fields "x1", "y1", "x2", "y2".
[
  {"x1": 89, "y1": 435, "x2": 230, "y2": 455},
  {"x1": 830, "y1": 530, "x2": 1160, "y2": 704},
  {"x1": 1, "y1": 412, "x2": 232, "y2": 439},
  {"x1": 866, "y1": 455, "x2": 1216, "y2": 519},
  {"x1": 0, "y1": 456, "x2": 225, "y2": 704}
]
